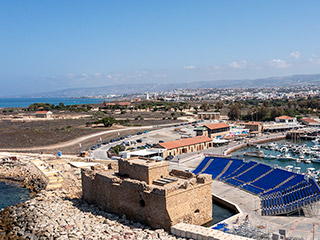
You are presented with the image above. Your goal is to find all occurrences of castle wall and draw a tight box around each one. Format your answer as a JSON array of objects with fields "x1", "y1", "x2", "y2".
[
  {"x1": 81, "y1": 169, "x2": 212, "y2": 231},
  {"x1": 118, "y1": 158, "x2": 169, "y2": 184}
]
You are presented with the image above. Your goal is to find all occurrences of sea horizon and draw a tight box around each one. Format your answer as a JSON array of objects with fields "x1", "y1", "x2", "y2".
[{"x1": 0, "y1": 97, "x2": 110, "y2": 108}]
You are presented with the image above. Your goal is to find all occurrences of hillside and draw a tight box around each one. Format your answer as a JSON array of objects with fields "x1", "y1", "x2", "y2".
[{"x1": 24, "y1": 74, "x2": 320, "y2": 98}]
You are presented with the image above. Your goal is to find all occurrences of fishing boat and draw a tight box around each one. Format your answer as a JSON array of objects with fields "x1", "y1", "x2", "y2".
[{"x1": 304, "y1": 159, "x2": 312, "y2": 164}]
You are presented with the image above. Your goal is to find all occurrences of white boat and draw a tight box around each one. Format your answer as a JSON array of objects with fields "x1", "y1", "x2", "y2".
[
  {"x1": 311, "y1": 145, "x2": 320, "y2": 151},
  {"x1": 298, "y1": 152, "x2": 305, "y2": 160},
  {"x1": 285, "y1": 165, "x2": 293, "y2": 171},
  {"x1": 312, "y1": 138, "x2": 320, "y2": 144},
  {"x1": 304, "y1": 159, "x2": 312, "y2": 164},
  {"x1": 277, "y1": 153, "x2": 295, "y2": 161},
  {"x1": 311, "y1": 159, "x2": 320, "y2": 164},
  {"x1": 264, "y1": 154, "x2": 277, "y2": 160},
  {"x1": 294, "y1": 167, "x2": 301, "y2": 173},
  {"x1": 268, "y1": 142, "x2": 277, "y2": 150}
]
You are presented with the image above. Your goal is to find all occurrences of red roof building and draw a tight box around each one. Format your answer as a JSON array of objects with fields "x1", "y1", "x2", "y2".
[
  {"x1": 157, "y1": 136, "x2": 213, "y2": 158},
  {"x1": 159, "y1": 136, "x2": 212, "y2": 150},
  {"x1": 275, "y1": 115, "x2": 296, "y2": 124},
  {"x1": 35, "y1": 111, "x2": 53, "y2": 119},
  {"x1": 300, "y1": 118, "x2": 320, "y2": 127}
]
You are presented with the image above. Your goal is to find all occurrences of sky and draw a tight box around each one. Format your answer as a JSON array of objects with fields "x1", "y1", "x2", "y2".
[{"x1": 1, "y1": 1, "x2": 320, "y2": 96}]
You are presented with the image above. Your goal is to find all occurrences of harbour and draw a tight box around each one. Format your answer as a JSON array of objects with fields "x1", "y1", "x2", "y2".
[{"x1": 233, "y1": 138, "x2": 320, "y2": 176}]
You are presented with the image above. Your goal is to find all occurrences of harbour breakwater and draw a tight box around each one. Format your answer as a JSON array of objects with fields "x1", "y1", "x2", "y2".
[{"x1": 224, "y1": 135, "x2": 286, "y2": 155}]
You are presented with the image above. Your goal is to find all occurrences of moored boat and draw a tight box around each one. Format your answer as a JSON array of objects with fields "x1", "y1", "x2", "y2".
[{"x1": 263, "y1": 154, "x2": 277, "y2": 160}]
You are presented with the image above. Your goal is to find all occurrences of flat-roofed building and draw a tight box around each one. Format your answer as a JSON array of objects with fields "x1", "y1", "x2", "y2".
[
  {"x1": 275, "y1": 115, "x2": 297, "y2": 124},
  {"x1": 245, "y1": 121, "x2": 263, "y2": 133},
  {"x1": 156, "y1": 136, "x2": 213, "y2": 158},
  {"x1": 119, "y1": 149, "x2": 164, "y2": 159},
  {"x1": 197, "y1": 111, "x2": 220, "y2": 120}
]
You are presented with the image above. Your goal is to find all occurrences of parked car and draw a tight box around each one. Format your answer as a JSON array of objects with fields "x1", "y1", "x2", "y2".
[
  {"x1": 165, "y1": 155, "x2": 174, "y2": 161},
  {"x1": 90, "y1": 146, "x2": 97, "y2": 150},
  {"x1": 159, "y1": 140, "x2": 164, "y2": 143},
  {"x1": 102, "y1": 141, "x2": 109, "y2": 145},
  {"x1": 137, "y1": 132, "x2": 142, "y2": 135}
]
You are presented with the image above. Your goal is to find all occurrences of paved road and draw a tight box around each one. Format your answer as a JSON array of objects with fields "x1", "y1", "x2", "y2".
[{"x1": 90, "y1": 125, "x2": 181, "y2": 160}]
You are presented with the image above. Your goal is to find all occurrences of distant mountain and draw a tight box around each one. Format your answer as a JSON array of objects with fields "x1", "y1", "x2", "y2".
[{"x1": 23, "y1": 74, "x2": 320, "y2": 98}]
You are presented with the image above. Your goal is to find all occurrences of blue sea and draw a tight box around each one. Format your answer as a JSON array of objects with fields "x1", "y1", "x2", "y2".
[
  {"x1": 0, "y1": 97, "x2": 107, "y2": 108},
  {"x1": 0, "y1": 181, "x2": 30, "y2": 209}
]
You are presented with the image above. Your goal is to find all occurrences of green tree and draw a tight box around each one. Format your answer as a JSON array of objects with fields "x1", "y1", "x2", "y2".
[
  {"x1": 215, "y1": 101, "x2": 224, "y2": 110},
  {"x1": 228, "y1": 104, "x2": 241, "y2": 120},
  {"x1": 96, "y1": 116, "x2": 117, "y2": 127}
]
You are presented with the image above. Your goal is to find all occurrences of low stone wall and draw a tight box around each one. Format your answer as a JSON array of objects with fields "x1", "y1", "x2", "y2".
[
  {"x1": 212, "y1": 195, "x2": 239, "y2": 215},
  {"x1": 251, "y1": 135, "x2": 286, "y2": 144},
  {"x1": 225, "y1": 143, "x2": 247, "y2": 155},
  {"x1": 224, "y1": 135, "x2": 286, "y2": 155},
  {"x1": 171, "y1": 222, "x2": 254, "y2": 240}
]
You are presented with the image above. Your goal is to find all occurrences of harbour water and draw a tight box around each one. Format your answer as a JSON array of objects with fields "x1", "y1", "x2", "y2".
[
  {"x1": 0, "y1": 181, "x2": 30, "y2": 210},
  {"x1": 0, "y1": 97, "x2": 109, "y2": 108},
  {"x1": 232, "y1": 138, "x2": 320, "y2": 173},
  {"x1": 205, "y1": 201, "x2": 236, "y2": 227}
]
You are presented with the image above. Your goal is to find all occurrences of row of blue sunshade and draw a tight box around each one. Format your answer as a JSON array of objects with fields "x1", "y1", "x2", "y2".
[{"x1": 193, "y1": 157, "x2": 320, "y2": 215}]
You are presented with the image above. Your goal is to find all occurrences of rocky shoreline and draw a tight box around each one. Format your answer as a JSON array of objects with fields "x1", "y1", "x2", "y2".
[
  {"x1": 0, "y1": 155, "x2": 187, "y2": 240},
  {"x1": 0, "y1": 159, "x2": 46, "y2": 195},
  {"x1": 0, "y1": 190, "x2": 185, "y2": 240}
]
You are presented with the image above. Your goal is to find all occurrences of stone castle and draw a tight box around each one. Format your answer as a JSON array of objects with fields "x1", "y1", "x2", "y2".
[{"x1": 81, "y1": 158, "x2": 212, "y2": 231}]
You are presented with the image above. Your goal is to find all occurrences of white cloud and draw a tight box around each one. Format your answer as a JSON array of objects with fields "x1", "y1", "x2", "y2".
[
  {"x1": 93, "y1": 72, "x2": 102, "y2": 77},
  {"x1": 289, "y1": 51, "x2": 300, "y2": 59},
  {"x1": 269, "y1": 59, "x2": 290, "y2": 68},
  {"x1": 184, "y1": 65, "x2": 196, "y2": 69},
  {"x1": 229, "y1": 60, "x2": 248, "y2": 69},
  {"x1": 308, "y1": 54, "x2": 320, "y2": 64},
  {"x1": 154, "y1": 73, "x2": 167, "y2": 78},
  {"x1": 65, "y1": 73, "x2": 77, "y2": 79}
]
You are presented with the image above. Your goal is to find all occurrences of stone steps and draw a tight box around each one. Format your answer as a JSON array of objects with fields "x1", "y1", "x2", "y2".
[
  {"x1": 31, "y1": 159, "x2": 63, "y2": 190},
  {"x1": 46, "y1": 183, "x2": 63, "y2": 190}
]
